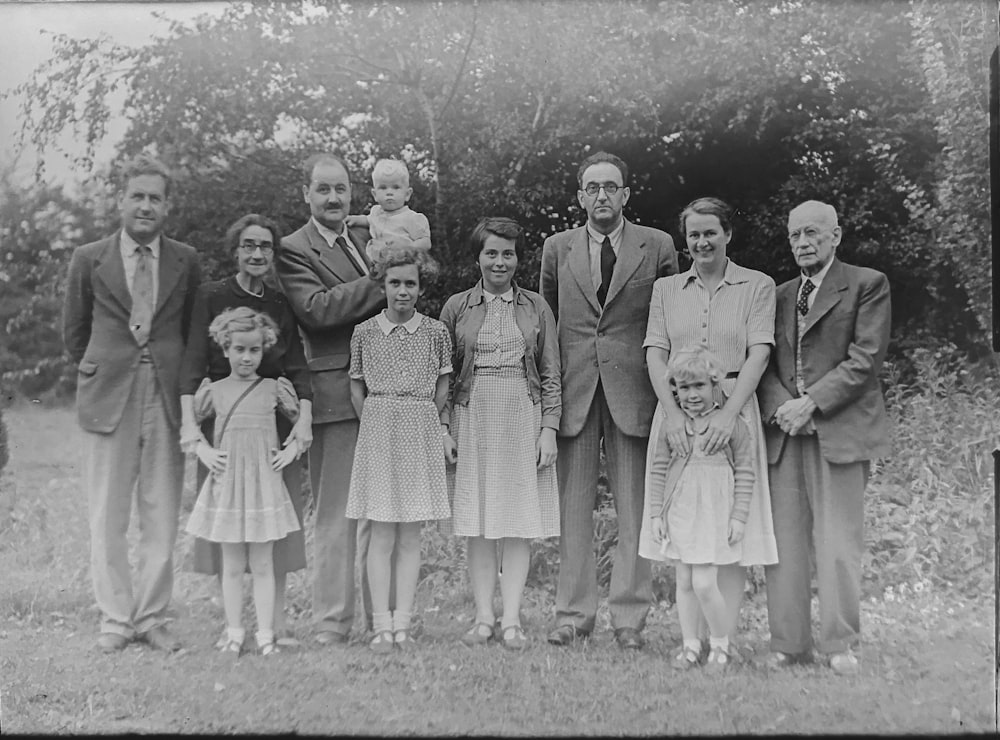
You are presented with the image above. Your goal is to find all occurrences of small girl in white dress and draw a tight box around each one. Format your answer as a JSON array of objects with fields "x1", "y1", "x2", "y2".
[
  {"x1": 184, "y1": 307, "x2": 301, "y2": 657},
  {"x1": 648, "y1": 346, "x2": 754, "y2": 672},
  {"x1": 351, "y1": 158, "x2": 432, "y2": 263},
  {"x1": 346, "y1": 247, "x2": 452, "y2": 653}
]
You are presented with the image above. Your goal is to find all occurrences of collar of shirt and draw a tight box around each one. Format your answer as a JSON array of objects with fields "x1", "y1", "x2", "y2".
[
  {"x1": 120, "y1": 230, "x2": 161, "y2": 260},
  {"x1": 483, "y1": 288, "x2": 514, "y2": 303},
  {"x1": 682, "y1": 402, "x2": 721, "y2": 431},
  {"x1": 800, "y1": 257, "x2": 834, "y2": 291},
  {"x1": 586, "y1": 220, "x2": 625, "y2": 255},
  {"x1": 311, "y1": 216, "x2": 348, "y2": 248},
  {"x1": 375, "y1": 309, "x2": 423, "y2": 335},
  {"x1": 681, "y1": 258, "x2": 748, "y2": 289}
]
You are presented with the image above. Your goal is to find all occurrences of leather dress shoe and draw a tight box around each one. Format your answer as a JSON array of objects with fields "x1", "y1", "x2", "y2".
[
  {"x1": 546, "y1": 624, "x2": 590, "y2": 646},
  {"x1": 614, "y1": 627, "x2": 644, "y2": 650},
  {"x1": 315, "y1": 629, "x2": 349, "y2": 645},
  {"x1": 136, "y1": 625, "x2": 181, "y2": 652},
  {"x1": 765, "y1": 650, "x2": 810, "y2": 669},
  {"x1": 96, "y1": 632, "x2": 130, "y2": 653}
]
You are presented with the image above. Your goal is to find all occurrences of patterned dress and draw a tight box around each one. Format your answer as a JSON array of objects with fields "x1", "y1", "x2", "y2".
[
  {"x1": 346, "y1": 312, "x2": 452, "y2": 523},
  {"x1": 449, "y1": 294, "x2": 560, "y2": 539},
  {"x1": 185, "y1": 376, "x2": 301, "y2": 544},
  {"x1": 639, "y1": 259, "x2": 779, "y2": 566}
]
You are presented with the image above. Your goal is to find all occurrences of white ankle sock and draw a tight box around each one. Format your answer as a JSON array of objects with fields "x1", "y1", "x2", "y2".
[
  {"x1": 392, "y1": 610, "x2": 412, "y2": 634},
  {"x1": 372, "y1": 611, "x2": 392, "y2": 634},
  {"x1": 255, "y1": 629, "x2": 275, "y2": 648},
  {"x1": 709, "y1": 636, "x2": 730, "y2": 651},
  {"x1": 226, "y1": 626, "x2": 245, "y2": 644}
]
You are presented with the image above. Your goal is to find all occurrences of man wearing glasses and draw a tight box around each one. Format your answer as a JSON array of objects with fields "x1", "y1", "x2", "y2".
[
  {"x1": 276, "y1": 154, "x2": 387, "y2": 646},
  {"x1": 540, "y1": 151, "x2": 678, "y2": 649},
  {"x1": 758, "y1": 200, "x2": 891, "y2": 675}
]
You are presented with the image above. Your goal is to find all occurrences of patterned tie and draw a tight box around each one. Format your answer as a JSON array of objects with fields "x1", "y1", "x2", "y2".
[
  {"x1": 797, "y1": 277, "x2": 815, "y2": 316},
  {"x1": 597, "y1": 236, "x2": 615, "y2": 306},
  {"x1": 129, "y1": 245, "x2": 154, "y2": 346},
  {"x1": 336, "y1": 235, "x2": 366, "y2": 277}
]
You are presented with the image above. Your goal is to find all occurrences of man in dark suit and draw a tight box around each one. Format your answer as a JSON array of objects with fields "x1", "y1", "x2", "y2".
[
  {"x1": 63, "y1": 154, "x2": 202, "y2": 653},
  {"x1": 758, "y1": 200, "x2": 891, "y2": 676},
  {"x1": 540, "y1": 152, "x2": 678, "y2": 649},
  {"x1": 275, "y1": 153, "x2": 386, "y2": 645}
]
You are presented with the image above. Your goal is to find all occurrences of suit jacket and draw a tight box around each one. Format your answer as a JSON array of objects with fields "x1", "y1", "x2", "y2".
[
  {"x1": 62, "y1": 231, "x2": 202, "y2": 433},
  {"x1": 757, "y1": 257, "x2": 891, "y2": 465},
  {"x1": 539, "y1": 220, "x2": 678, "y2": 437},
  {"x1": 276, "y1": 220, "x2": 385, "y2": 424}
]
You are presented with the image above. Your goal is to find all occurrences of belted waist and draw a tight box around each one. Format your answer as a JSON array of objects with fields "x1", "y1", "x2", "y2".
[{"x1": 138, "y1": 347, "x2": 155, "y2": 363}]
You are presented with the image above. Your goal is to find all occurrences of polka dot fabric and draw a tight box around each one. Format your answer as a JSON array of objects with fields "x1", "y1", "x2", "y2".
[{"x1": 346, "y1": 314, "x2": 453, "y2": 523}]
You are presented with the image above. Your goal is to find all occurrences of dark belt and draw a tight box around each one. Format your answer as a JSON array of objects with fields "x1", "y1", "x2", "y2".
[{"x1": 139, "y1": 348, "x2": 154, "y2": 363}]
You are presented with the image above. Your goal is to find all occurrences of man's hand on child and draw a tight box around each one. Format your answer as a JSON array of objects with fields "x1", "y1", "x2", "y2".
[
  {"x1": 272, "y1": 442, "x2": 298, "y2": 472},
  {"x1": 195, "y1": 441, "x2": 228, "y2": 475},
  {"x1": 728, "y1": 519, "x2": 745, "y2": 545}
]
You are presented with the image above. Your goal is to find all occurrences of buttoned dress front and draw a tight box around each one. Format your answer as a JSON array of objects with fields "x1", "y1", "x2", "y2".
[{"x1": 638, "y1": 260, "x2": 779, "y2": 565}]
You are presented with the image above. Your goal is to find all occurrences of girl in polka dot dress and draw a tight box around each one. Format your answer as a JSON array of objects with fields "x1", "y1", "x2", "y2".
[{"x1": 346, "y1": 247, "x2": 453, "y2": 653}]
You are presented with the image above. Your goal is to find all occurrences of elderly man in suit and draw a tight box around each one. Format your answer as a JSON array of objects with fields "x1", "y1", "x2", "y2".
[
  {"x1": 758, "y1": 200, "x2": 891, "y2": 675},
  {"x1": 63, "y1": 154, "x2": 201, "y2": 653},
  {"x1": 275, "y1": 153, "x2": 387, "y2": 645},
  {"x1": 540, "y1": 151, "x2": 678, "y2": 649}
]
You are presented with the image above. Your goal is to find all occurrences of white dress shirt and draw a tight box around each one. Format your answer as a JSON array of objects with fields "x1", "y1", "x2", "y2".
[{"x1": 312, "y1": 217, "x2": 370, "y2": 276}]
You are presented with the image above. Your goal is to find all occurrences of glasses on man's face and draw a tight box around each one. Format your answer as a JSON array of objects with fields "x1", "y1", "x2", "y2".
[
  {"x1": 239, "y1": 240, "x2": 274, "y2": 255},
  {"x1": 581, "y1": 182, "x2": 623, "y2": 197}
]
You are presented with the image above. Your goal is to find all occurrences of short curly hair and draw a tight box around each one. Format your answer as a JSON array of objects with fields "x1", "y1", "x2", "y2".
[
  {"x1": 208, "y1": 306, "x2": 279, "y2": 351},
  {"x1": 665, "y1": 345, "x2": 725, "y2": 387},
  {"x1": 370, "y1": 246, "x2": 440, "y2": 286}
]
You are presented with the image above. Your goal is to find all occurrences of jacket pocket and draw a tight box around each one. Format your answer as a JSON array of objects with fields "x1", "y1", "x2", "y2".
[
  {"x1": 78, "y1": 360, "x2": 98, "y2": 377},
  {"x1": 307, "y1": 354, "x2": 349, "y2": 372}
]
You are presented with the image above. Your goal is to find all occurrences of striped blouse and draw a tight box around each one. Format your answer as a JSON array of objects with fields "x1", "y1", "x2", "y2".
[{"x1": 643, "y1": 259, "x2": 776, "y2": 374}]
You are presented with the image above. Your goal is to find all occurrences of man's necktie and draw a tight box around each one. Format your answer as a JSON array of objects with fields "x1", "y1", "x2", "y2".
[
  {"x1": 130, "y1": 245, "x2": 154, "y2": 346},
  {"x1": 336, "y1": 235, "x2": 366, "y2": 277},
  {"x1": 797, "y1": 278, "x2": 815, "y2": 316},
  {"x1": 597, "y1": 236, "x2": 615, "y2": 306}
]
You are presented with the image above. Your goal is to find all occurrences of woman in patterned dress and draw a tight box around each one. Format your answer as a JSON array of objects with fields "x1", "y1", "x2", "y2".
[
  {"x1": 638, "y1": 197, "x2": 779, "y2": 667},
  {"x1": 439, "y1": 217, "x2": 561, "y2": 651}
]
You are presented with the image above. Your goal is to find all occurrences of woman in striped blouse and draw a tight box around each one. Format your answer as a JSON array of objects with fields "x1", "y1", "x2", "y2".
[{"x1": 638, "y1": 197, "x2": 779, "y2": 669}]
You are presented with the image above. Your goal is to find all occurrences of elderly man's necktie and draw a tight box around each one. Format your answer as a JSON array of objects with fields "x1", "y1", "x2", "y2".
[
  {"x1": 130, "y1": 245, "x2": 154, "y2": 346},
  {"x1": 797, "y1": 278, "x2": 815, "y2": 316},
  {"x1": 597, "y1": 236, "x2": 615, "y2": 306}
]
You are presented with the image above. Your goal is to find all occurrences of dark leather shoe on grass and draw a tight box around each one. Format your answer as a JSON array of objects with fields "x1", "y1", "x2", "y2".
[
  {"x1": 546, "y1": 624, "x2": 589, "y2": 646},
  {"x1": 96, "y1": 632, "x2": 129, "y2": 653},
  {"x1": 315, "y1": 629, "x2": 349, "y2": 646},
  {"x1": 765, "y1": 650, "x2": 810, "y2": 669},
  {"x1": 136, "y1": 625, "x2": 180, "y2": 652},
  {"x1": 613, "y1": 627, "x2": 644, "y2": 650}
]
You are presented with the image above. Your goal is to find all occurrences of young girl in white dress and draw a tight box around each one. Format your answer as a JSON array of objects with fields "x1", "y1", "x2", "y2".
[
  {"x1": 184, "y1": 307, "x2": 301, "y2": 657},
  {"x1": 648, "y1": 346, "x2": 754, "y2": 672},
  {"x1": 346, "y1": 247, "x2": 453, "y2": 653}
]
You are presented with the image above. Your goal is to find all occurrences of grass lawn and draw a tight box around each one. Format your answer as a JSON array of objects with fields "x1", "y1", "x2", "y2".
[{"x1": 1, "y1": 404, "x2": 995, "y2": 734}]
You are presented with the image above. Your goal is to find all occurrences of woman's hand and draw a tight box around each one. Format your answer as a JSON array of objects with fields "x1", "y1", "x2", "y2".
[
  {"x1": 702, "y1": 407, "x2": 738, "y2": 455},
  {"x1": 195, "y1": 441, "x2": 227, "y2": 476},
  {"x1": 650, "y1": 515, "x2": 666, "y2": 543},
  {"x1": 286, "y1": 414, "x2": 313, "y2": 459},
  {"x1": 536, "y1": 427, "x2": 557, "y2": 469},
  {"x1": 443, "y1": 431, "x2": 458, "y2": 464},
  {"x1": 728, "y1": 518, "x2": 746, "y2": 545},
  {"x1": 272, "y1": 442, "x2": 298, "y2": 472},
  {"x1": 663, "y1": 406, "x2": 690, "y2": 456}
]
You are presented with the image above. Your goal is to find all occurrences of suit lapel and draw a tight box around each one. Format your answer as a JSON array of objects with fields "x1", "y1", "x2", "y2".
[
  {"x1": 155, "y1": 238, "x2": 183, "y2": 317},
  {"x1": 305, "y1": 221, "x2": 358, "y2": 283},
  {"x1": 93, "y1": 232, "x2": 132, "y2": 313},
  {"x1": 802, "y1": 259, "x2": 847, "y2": 336},
  {"x1": 778, "y1": 281, "x2": 797, "y2": 351},
  {"x1": 348, "y1": 225, "x2": 373, "y2": 271},
  {"x1": 567, "y1": 227, "x2": 601, "y2": 312},
  {"x1": 604, "y1": 220, "x2": 643, "y2": 306}
]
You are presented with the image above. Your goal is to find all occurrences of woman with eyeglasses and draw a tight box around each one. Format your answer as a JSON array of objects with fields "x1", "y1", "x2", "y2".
[{"x1": 179, "y1": 213, "x2": 313, "y2": 652}]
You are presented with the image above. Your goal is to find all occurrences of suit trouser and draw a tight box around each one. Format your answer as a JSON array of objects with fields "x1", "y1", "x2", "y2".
[
  {"x1": 765, "y1": 434, "x2": 868, "y2": 655},
  {"x1": 310, "y1": 419, "x2": 380, "y2": 635},
  {"x1": 83, "y1": 362, "x2": 184, "y2": 637},
  {"x1": 554, "y1": 383, "x2": 652, "y2": 632}
]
